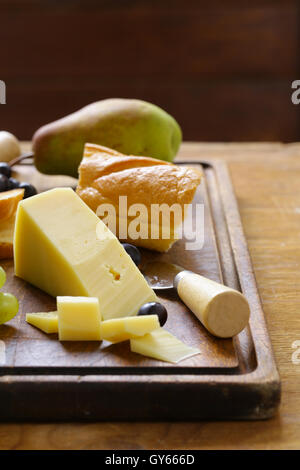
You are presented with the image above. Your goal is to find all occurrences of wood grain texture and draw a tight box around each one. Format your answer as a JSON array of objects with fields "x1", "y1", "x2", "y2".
[{"x1": 0, "y1": 141, "x2": 298, "y2": 448}]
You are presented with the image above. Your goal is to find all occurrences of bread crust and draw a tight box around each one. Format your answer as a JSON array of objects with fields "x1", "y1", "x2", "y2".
[
  {"x1": 77, "y1": 143, "x2": 202, "y2": 252},
  {"x1": 0, "y1": 188, "x2": 24, "y2": 221},
  {"x1": 0, "y1": 242, "x2": 13, "y2": 260}
]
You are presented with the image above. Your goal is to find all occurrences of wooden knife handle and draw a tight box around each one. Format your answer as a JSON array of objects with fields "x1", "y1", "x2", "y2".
[{"x1": 174, "y1": 271, "x2": 250, "y2": 338}]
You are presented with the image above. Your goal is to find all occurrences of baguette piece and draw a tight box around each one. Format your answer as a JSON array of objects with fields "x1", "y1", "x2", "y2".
[{"x1": 76, "y1": 143, "x2": 202, "y2": 252}]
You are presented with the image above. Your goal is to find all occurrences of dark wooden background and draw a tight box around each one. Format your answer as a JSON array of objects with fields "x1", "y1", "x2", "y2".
[{"x1": 0, "y1": 0, "x2": 299, "y2": 142}]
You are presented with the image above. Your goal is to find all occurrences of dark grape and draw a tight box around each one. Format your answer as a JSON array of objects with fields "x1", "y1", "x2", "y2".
[
  {"x1": 122, "y1": 243, "x2": 141, "y2": 266},
  {"x1": 0, "y1": 162, "x2": 11, "y2": 178},
  {"x1": 138, "y1": 302, "x2": 168, "y2": 326},
  {"x1": 0, "y1": 174, "x2": 9, "y2": 192},
  {"x1": 7, "y1": 177, "x2": 21, "y2": 190},
  {"x1": 18, "y1": 182, "x2": 37, "y2": 199}
]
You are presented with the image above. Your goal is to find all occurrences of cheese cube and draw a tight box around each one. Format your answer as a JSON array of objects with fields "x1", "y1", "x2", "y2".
[
  {"x1": 130, "y1": 328, "x2": 200, "y2": 363},
  {"x1": 26, "y1": 311, "x2": 58, "y2": 334},
  {"x1": 57, "y1": 296, "x2": 101, "y2": 341},
  {"x1": 14, "y1": 188, "x2": 157, "y2": 319},
  {"x1": 100, "y1": 315, "x2": 160, "y2": 343}
]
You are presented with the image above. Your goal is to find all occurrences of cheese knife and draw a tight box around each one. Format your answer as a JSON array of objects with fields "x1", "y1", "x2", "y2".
[{"x1": 142, "y1": 261, "x2": 250, "y2": 338}]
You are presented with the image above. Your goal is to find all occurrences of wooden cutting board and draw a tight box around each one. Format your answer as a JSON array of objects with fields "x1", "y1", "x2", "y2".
[{"x1": 0, "y1": 159, "x2": 281, "y2": 421}]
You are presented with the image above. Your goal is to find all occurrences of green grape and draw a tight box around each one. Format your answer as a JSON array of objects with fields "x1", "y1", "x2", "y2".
[
  {"x1": 0, "y1": 292, "x2": 19, "y2": 324},
  {"x1": 0, "y1": 267, "x2": 6, "y2": 289}
]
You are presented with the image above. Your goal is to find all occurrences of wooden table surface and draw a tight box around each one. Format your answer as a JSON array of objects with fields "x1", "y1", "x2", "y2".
[{"x1": 1, "y1": 142, "x2": 300, "y2": 450}]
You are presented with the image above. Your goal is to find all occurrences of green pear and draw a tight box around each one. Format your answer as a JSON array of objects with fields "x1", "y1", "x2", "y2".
[{"x1": 33, "y1": 99, "x2": 182, "y2": 177}]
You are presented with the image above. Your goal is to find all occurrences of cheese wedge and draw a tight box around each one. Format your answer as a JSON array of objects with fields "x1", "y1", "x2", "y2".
[
  {"x1": 57, "y1": 296, "x2": 101, "y2": 341},
  {"x1": 26, "y1": 311, "x2": 58, "y2": 334},
  {"x1": 100, "y1": 315, "x2": 160, "y2": 343},
  {"x1": 130, "y1": 328, "x2": 200, "y2": 363},
  {"x1": 14, "y1": 188, "x2": 157, "y2": 319}
]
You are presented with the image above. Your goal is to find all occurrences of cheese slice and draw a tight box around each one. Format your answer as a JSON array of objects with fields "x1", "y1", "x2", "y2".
[
  {"x1": 100, "y1": 315, "x2": 160, "y2": 343},
  {"x1": 14, "y1": 188, "x2": 157, "y2": 319},
  {"x1": 130, "y1": 328, "x2": 200, "y2": 363},
  {"x1": 57, "y1": 296, "x2": 101, "y2": 341},
  {"x1": 26, "y1": 311, "x2": 58, "y2": 334}
]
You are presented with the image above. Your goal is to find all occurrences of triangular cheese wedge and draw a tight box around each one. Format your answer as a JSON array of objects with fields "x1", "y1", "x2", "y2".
[
  {"x1": 14, "y1": 188, "x2": 157, "y2": 320},
  {"x1": 130, "y1": 328, "x2": 200, "y2": 363},
  {"x1": 26, "y1": 311, "x2": 58, "y2": 334},
  {"x1": 76, "y1": 143, "x2": 202, "y2": 252}
]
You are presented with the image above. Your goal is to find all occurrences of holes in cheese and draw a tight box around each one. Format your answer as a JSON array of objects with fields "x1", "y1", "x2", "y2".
[
  {"x1": 57, "y1": 296, "x2": 101, "y2": 341},
  {"x1": 26, "y1": 311, "x2": 58, "y2": 334},
  {"x1": 100, "y1": 314, "x2": 160, "y2": 343},
  {"x1": 130, "y1": 328, "x2": 200, "y2": 363},
  {"x1": 106, "y1": 265, "x2": 121, "y2": 281}
]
